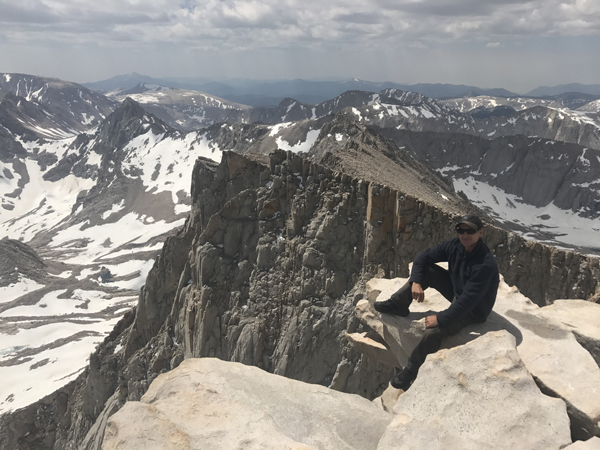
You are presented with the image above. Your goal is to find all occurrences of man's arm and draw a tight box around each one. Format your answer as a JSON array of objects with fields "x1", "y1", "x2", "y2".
[
  {"x1": 411, "y1": 282, "x2": 425, "y2": 302},
  {"x1": 436, "y1": 263, "x2": 496, "y2": 327},
  {"x1": 408, "y1": 240, "x2": 453, "y2": 286}
]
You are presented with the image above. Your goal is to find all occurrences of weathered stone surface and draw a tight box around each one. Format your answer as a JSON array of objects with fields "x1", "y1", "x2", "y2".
[
  {"x1": 102, "y1": 358, "x2": 392, "y2": 450},
  {"x1": 360, "y1": 278, "x2": 427, "y2": 369},
  {"x1": 377, "y1": 331, "x2": 571, "y2": 450},
  {"x1": 371, "y1": 385, "x2": 402, "y2": 414},
  {"x1": 564, "y1": 437, "x2": 600, "y2": 449},
  {"x1": 80, "y1": 393, "x2": 120, "y2": 450},
  {"x1": 0, "y1": 238, "x2": 46, "y2": 288},
  {"x1": 538, "y1": 300, "x2": 600, "y2": 367},
  {"x1": 364, "y1": 274, "x2": 600, "y2": 440},
  {"x1": 345, "y1": 332, "x2": 398, "y2": 368}
]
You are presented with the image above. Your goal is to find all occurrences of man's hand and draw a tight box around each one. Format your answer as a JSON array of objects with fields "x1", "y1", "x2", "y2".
[
  {"x1": 411, "y1": 283, "x2": 425, "y2": 303},
  {"x1": 425, "y1": 315, "x2": 439, "y2": 328}
]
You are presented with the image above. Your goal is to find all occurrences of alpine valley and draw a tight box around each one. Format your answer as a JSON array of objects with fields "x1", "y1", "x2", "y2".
[{"x1": 1, "y1": 72, "x2": 600, "y2": 449}]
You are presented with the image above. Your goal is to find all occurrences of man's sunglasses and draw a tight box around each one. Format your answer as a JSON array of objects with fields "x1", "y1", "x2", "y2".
[{"x1": 456, "y1": 228, "x2": 479, "y2": 235}]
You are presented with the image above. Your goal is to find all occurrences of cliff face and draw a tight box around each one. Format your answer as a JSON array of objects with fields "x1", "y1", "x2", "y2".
[
  {"x1": 1, "y1": 150, "x2": 599, "y2": 450},
  {"x1": 375, "y1": 128, "x2": 600, "y2": 220}
]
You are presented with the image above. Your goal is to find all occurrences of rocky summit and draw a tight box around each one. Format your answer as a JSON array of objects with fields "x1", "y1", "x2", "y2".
[
  {"x1": 361, "y1": 274, "x2": 600, "y2": 440},
  {"x1": 1, "y1": 149, "x2": 599, "y2": 450}
]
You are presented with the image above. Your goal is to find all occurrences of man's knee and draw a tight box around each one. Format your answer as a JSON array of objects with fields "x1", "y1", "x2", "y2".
[{"x1": 421, "y1": 327, "x2": 443, "y2": 343}]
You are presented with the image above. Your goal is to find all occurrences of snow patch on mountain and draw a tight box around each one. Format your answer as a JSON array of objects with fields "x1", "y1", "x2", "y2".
[
  {"x1": 0, "y1": 309, "x2": 128, "y2": 414},
  {"x1": 1, "y1": 159, "x2": 95, "y2": 242},
  {"x1": 1, "y1": 107, "x2": 226, "y2": 414},
  {"x1": 275, "y1": 128, "x2": 321, "y2": 153},
  {"x1": 454, "y1": 176, "x2": 600, "y2": 252},
  {"x1": 0, "y1": 277, "x2": 45, "y2": 305},
  {"x1": 102, "y1": 200, "x2": 125, "y2": 220},
  {"x1": 50, "y1": 214, "x2": 187, "y2": 265}
]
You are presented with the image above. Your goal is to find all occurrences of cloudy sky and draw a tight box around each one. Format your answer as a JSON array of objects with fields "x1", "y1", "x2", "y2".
[{"x1": 1, "y1": 0, "x2": 599, "y2": 93}]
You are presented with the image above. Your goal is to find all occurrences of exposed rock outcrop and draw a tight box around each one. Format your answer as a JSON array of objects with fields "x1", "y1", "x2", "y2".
[
  {"x1": 358, "y1": 274, "x2": 600, "y2": 440},
  {"x1": 538, "y1": 299, "x2": 600, "y2": 367},
  {"x1": 2, "y1": 150, "x2": 600, "y2": 450},
  {"x1": 0, "y1": 238, "x2": 46, "y2": 287},
  {"x1": 564, "y1": 437, "x2": 600, "y2": 449},
  {"x1": 0, "y1": 74, "x2": 115, "y2": 139},
  {"x1": 377, "y1": 331, "x2": 572, "y2": 450},
  {"x1": 103, "y1": 357, "x2": 392, "y2": 450},
  {"x1": 102, "y1": 332, "x2": 575, "y2": 450}
]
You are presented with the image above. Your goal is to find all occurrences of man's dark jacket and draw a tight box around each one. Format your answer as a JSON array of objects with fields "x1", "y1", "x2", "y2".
[{"x1": 408, "y1": 238, "x2": 500, "y2": 328}]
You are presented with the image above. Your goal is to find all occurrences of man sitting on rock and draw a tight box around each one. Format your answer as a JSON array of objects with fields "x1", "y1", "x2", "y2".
[{"x1": 374, "y1": 215, "x2": 500, "y2": 390}]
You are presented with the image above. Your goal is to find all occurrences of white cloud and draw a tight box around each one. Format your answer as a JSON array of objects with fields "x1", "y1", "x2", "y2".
[
  {"x1": 0, "y1": 0, "x2": 598, "y2": 92},
  {"x1": 2, "y1": 0, "x2": 599, "y2": 47}
]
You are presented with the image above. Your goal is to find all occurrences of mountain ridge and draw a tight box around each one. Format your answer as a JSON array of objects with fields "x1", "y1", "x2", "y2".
[{"x1": 83, "y1": 74, "x2": 521, "y2": 105}]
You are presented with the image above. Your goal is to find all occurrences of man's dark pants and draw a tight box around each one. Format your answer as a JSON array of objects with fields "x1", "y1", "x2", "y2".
[{"x1": 397, "y1": 264, "x2": 476, "y2": 372}]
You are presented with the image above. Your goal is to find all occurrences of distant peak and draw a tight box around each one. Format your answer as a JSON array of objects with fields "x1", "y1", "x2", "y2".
[{"x1": 112, "y1": 97, "x2": 151, "y2": 121}]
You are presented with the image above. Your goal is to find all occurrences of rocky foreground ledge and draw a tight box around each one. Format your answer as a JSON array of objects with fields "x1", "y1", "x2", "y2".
[
  {"x1": 102, "y1": 273, "x2": 600, "y2": 449},
  {"x1": 349, "y1": 274, "x2": 600, "y2": 444},
  {"x1": 102, "y1": 332, "x2": 600, "y2": 450}
]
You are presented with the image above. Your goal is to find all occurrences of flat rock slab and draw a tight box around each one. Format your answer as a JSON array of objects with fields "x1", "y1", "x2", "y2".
[
  {"x1": 564, "y1": 437, "x2": 600, "y2": 449},
  {"x1": 377, "y1": 331, "x2": 572, "y2": 450},
  {"x1": 345, "y1": 332, "x2": 399, "y2": 368},
  {"x1": 538, "y1": 299, "x2": 600, "y2": 367},
  {"x1": 102, "y1": 358, "x2": 392, "y2": 450},
  {"x1": 362, "y1": 275, "x2": 600, "y2": 440}
]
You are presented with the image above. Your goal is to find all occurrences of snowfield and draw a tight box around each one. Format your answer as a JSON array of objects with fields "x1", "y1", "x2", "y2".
[
  {"x1": 0, "y1": 124, "x2": 223, "y2": 414},
  {"x1": 453, "y1": 176, "x2": 600, "y2": 253}
]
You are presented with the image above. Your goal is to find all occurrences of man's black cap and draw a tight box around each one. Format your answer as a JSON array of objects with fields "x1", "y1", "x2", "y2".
[{"x1": 456, "y1": 215, "x2": 484, "y2": 230}]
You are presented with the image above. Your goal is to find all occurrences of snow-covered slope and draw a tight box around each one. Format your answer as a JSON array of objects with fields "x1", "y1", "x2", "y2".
[
  {"x1": 265, "y1": 90, "x2": 600, "y2": 152},
  {"x1": 376, "y1": 128, "x2": 600, "y2": 253},
  {"x1": 259, "y1": 89, "x2": 477, "y2": 135},
  {"x1": 475, "y1": 106, "x2": 600, "y2": 150},
  {"x1": 441, "y1": 93, "x2": 600, "y2": 114},
  {"x1": 441, "y1": 95, "x2": 553, "y2": 113},
  {"x1": 0, "y1": 95, "x2": 331, "y2": 414},
  {"x1": 577, "y1": 99, "x2": 600, "y2": 113},
  {"x1": 0, "y1": 73, "x2": 116, "y2": 139},
  {"x1": 0, "y1": 100, "x2": 225, "y2": 414},
  {"x1": 452, "y1": 176, "x2": 600, "y2": 252}
]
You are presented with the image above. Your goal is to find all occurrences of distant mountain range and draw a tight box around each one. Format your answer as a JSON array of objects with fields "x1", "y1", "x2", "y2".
[
  {"x1": 527, "y1": 83, "x2": 600, "y2": 97},
  {"x1": 84, "y1": 73, "x2": 600, "y2": 107},
  {"x1": 83, "y1": 73, "x2": 518, "y2": 106}
]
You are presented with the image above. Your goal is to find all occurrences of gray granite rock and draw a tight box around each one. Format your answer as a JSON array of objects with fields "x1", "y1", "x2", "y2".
[
  {"x1": 102, "y1": 358, "x2": 392, "y2": 450},
  {"x1": 538, "y1": 299, "x2": 600, "y2": 367},
  {"x1": 564, "y1": 437, "x2": 600, "y2": 449},
  {"x1": 361, "y1": 273, "x2": 600, "y2": 440},
  {"x1": 377, "y1": 331, "x2": 571, "y2": 450}
]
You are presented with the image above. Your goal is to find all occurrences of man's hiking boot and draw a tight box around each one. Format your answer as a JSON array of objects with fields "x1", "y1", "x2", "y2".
[
  {"x1": 391, "y1": 365, "x2": 417, "y2": 391},
  {"x1": 373, "y1": 296, "x2": 410, "y2": 317}
]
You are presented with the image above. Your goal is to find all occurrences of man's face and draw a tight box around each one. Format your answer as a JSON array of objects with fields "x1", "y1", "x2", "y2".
[{"x1": 457, "y1": 223, "x2": 483, "y2": 252}]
